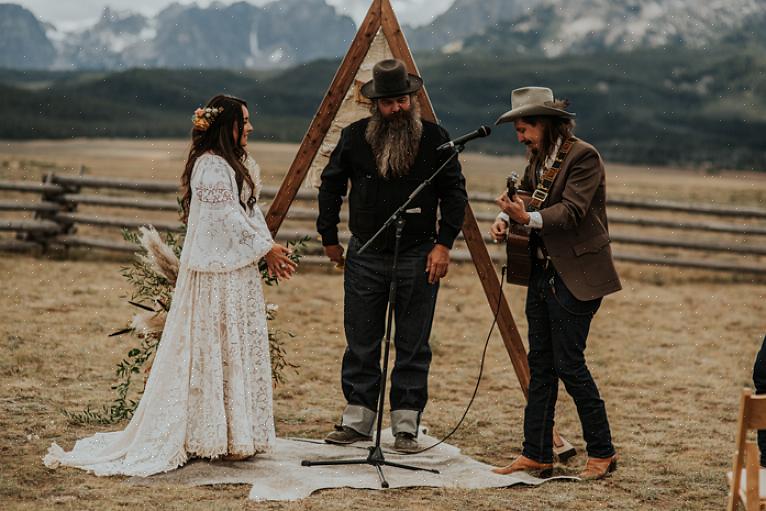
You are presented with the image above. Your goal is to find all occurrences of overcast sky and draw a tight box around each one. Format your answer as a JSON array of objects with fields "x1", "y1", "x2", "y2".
[{"x1": 16, "y1": 0, "x2": 454, "y2": 29}]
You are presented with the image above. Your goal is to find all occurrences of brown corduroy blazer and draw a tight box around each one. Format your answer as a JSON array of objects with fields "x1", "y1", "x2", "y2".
[{"x1": 522, "y1": 138, "x2": 622, "y2": 301}]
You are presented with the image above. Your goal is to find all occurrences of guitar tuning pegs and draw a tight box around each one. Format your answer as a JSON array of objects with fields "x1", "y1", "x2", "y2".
[{"x1": 507, "y1": 171, "x2": 520, "y2": 199}]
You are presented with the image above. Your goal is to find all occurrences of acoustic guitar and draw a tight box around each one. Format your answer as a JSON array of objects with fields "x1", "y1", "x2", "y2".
[{"x1": 504, "y1": 172, "x2": 532, "y2": 286}]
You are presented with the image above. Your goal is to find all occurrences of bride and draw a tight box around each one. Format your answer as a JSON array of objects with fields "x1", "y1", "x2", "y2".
[{"x1": 44, "y1": 95, "x2": 297, "y2": 476}]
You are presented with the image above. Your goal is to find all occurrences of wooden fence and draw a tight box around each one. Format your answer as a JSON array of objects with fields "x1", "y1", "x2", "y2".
[{"x1": 1, "y1": 173, "x2": 765, "y2": 275}]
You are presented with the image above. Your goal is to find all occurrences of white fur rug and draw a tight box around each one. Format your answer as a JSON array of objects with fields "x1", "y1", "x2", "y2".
[{"x1": 129, "y1": 429, "x2": 576, "y2": 501}]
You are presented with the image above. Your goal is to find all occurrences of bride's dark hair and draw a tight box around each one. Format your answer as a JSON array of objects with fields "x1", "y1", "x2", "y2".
[{"x1": 180, "y1": 94, "x2": 254, "y2": 223}]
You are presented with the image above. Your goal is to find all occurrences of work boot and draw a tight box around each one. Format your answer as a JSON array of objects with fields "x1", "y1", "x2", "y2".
[
  {"x1": 579, "y1": 454, "x2": 619, "y2": 480},
  {"x1": 393, "y1": 432, "x2": 419, "y2": 453},
  {"x1": 324, "y1": 425, "x2": 372, "y2": 445},
  {"x1": 492, "y1": 455, "x2": 553, "y2": 477}
]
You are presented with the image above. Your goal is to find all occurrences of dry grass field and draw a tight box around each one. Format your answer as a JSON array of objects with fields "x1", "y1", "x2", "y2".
[{"x1": 1, "y1": 139, "x2": 766, "y2": 510}]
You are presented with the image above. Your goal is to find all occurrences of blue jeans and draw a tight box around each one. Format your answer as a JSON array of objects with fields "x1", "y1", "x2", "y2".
[
  {"x1": 341, "y1": 236, "x2": 439, "y2": 421},
  {"x1": 522, "y1": 258, "x2": 615, "y2": 463},
  {"x1": 753, "y1": 335, "x2": 766, "y2": 466}
]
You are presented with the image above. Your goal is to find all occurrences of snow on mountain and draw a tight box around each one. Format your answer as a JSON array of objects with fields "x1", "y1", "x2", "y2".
[
  {"x1": 408, "y1": 0, "x2": 766, "y2": 56},
  {"x1": 3, "y1": 0, "x2": 766, "y2": 70}
]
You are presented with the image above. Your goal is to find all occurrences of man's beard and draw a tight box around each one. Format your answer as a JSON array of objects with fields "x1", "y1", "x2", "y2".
[
  {"x1": 526, "y1": 143, "x2": 543, "y2": 169},
  {"x1": 365, "y1": 97, "x2": 423, "y2": 179}
]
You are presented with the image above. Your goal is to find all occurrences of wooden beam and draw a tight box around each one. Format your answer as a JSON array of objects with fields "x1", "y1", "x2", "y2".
[
  {"x1": 0, "y1": 180, "x2": 63, "y2": 194},
  {"x1": 0, "y1": 200, "x2": 59, "y2": 212},
  {"x1": 264, "y1": 0, "x2": 383, "y2": 236},
  {"x1": 261, "y1": 185, "x2": 316, "y2": 202},
  {"x1": 55, "y1": 212, "x2": 182, "y2": 232},
  {"x1": 61, "y1": 194, "x2": 179, "y2": 211},
  {"x1": 53, "y1": 235, "x2": 135, "y2": 252},
  {"x1": 612, "y1": 251, "x2": 766, "y2": 275},
  {"x1": 462, "y1": 204, "x2": 530, "y2": 393},
  {"x1": 0, "y1": 219, "x2": 60, "y2": 233},
  {"x1": 608, "y1": 197, "x2": 766, "y2": 219},
  {"x1": 471, "y1": 191, "x2": 766, "y2": 219},
  {"x1": 0, "y1": 239, "x2": 42, "y2": 251},
  {"x1": 52, "y1": 174, "x2": 179, "y2": 193},
  {"x1": 607, "y1": 214, "x2": 766, "y2": 237},
  {"x1": 611, "y1": 234, "x2": 766, "y2": 256}
]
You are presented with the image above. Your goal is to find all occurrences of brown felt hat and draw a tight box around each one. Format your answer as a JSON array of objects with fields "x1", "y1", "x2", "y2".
[
  {"x1": 495, "y1": 87, "x2": 576, "y2": 125},
  {"x1": 361, "y1": 59, "x2": 423, "y2": 100}
]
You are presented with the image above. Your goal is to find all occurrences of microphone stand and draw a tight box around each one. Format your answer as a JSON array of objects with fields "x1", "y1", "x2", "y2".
[{"x1": 301, "y1": 144, "x2": 464, "y2": 488}]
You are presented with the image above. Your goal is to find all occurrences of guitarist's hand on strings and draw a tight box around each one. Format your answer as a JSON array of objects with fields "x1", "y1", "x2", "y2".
[
  {"x1": 495, "y1": 192, "x2": 531, "y2": 226},
  {"x1": 490, "y1": 218, "x2": 508, "y2": 242}
]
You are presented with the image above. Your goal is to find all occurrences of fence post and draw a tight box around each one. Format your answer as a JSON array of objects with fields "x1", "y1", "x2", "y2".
[
  {"x1": 20, "y1": 171, "x2": 59, "y2": 252},
  {"x1": 39, "y1": 172, "x2": 79, "y2": 254}
]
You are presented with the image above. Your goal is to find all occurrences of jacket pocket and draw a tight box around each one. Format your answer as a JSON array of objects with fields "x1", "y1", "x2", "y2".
[
  {"x1": 572, "y1": 232, "x2": 610, "y2": 257},
  {"x1": 351, "y1": 172, "x2": 379, "y2": 208},
  {"x1": 359, "y1": 172, "x2": 378, "y2": 208}
]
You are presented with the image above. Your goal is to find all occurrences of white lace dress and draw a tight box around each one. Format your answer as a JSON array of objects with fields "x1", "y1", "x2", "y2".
[{"x1": 43, "y1": 154, "x2": 277, "y2": 476}]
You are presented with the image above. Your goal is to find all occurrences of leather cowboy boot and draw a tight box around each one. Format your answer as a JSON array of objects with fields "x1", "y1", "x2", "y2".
[
  {"x1": 579, "y1": 454, "x2": 618, "y2": 480},
  {"x1": 492, "y1": 455, "x2": 553, "y2": 477}
]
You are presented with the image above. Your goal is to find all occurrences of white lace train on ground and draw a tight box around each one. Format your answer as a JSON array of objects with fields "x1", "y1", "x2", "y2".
[{"x1": 44, "y1": 154, "x2": 276, "y2": 476}]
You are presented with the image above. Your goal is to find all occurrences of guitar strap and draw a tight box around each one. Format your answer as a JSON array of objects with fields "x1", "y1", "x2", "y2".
[{"x1": 528, "y1": 137, "x2": 576, "y2": 211}]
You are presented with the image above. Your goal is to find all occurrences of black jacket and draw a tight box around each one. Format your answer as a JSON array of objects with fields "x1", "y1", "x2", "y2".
[{"x1": 317, "y1": 117, "x2": 467, "y2": 253}]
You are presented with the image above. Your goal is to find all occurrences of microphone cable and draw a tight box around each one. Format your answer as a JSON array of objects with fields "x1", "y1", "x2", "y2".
[{"x1": 403, "y1": 265, "x2": 508, "y2": 456}]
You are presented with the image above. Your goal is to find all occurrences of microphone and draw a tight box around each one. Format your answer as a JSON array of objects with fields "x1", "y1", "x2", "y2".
[{"x1": 437, "y1": 125, "x2": 492, "y2": 151}]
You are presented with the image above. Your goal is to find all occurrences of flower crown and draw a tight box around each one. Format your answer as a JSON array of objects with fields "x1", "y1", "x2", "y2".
[{"x1": 191, "y1": 106, "x2": 224, "y2": 131}]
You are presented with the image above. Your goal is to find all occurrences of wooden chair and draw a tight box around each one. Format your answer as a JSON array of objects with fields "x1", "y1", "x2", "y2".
[{"x1": 728, "y1": 388, "x2": 766, "y2": 511}]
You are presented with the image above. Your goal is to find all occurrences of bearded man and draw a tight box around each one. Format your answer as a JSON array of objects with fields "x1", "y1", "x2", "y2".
[{"x1": 316, "y1": 59, "x2": 467, "y2": 453}]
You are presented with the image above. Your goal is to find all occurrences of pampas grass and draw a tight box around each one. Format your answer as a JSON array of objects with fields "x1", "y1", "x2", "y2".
[
  {"x1": 138, "y1": 226, "x2": 179, "y2": 285},
  {"x1": 130, "y1": 310, "x2": 167, "y2": 337}
]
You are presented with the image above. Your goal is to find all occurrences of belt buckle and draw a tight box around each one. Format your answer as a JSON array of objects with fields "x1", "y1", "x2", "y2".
[{"x1": 531, "y1": 189, "x2": 548, "y2": 202}]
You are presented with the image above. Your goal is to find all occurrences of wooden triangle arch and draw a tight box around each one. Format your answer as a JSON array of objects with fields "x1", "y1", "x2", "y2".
[{"x1": 264, "y1": 0, "x2": 530, "y2": 398}]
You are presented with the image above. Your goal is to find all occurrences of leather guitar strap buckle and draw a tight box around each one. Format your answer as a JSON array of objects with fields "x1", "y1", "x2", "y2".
[
  {"x1": 528, "y1": 137, "x2": 576, "y2": 212},
  {"x1": 531, "y1": 189, "x2": 549, "y2": 202}
]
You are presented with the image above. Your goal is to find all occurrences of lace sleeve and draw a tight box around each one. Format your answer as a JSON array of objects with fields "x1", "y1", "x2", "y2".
[{"x1": 182, "y1": 155, "x2": 273, "y2": 272}]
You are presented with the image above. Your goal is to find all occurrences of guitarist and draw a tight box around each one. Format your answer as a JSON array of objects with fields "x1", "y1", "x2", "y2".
[{"x1": 489, "y1": 87, "x2": 622, "y2": 480}]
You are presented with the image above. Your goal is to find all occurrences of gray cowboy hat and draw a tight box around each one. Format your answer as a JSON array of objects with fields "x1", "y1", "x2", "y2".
[
  {"x1": 495, "y1": 87, "x2": 576, "y2": 125},
  {"x1": 361, "y1": 59, "x2": 423, "y2": 100}
]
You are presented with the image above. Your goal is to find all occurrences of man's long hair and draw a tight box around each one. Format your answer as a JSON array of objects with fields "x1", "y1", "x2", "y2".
[
  {"x1": 522, "y1": 99, "x2": 576, "y2": 170},
  {"x1": 180, "y1": 94, "x2": 254, "y2": 223},
  {"x1": 365, "y1": 95, "x2": 423, "y2": 179}
]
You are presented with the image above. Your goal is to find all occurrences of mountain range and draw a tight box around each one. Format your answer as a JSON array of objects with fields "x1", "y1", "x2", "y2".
[
  {"x1": 2, "y1": 0, "x2": 766, "y2": 70},
  {"x1": 1, "y1": 1, "x2": 357, "y2": 69},
  {"x1": 1, "y1": 43, "x2": 764, "y2": 169}
]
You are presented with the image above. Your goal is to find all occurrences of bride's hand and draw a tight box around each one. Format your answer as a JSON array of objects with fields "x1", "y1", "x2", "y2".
[{"x1": 264, "y1": 243, "x2": 297, "y2": 280}]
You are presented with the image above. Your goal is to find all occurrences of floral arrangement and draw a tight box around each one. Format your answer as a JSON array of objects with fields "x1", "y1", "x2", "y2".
[{"x1": 192, "y1": 106, "x2": 224, "y2": 131}]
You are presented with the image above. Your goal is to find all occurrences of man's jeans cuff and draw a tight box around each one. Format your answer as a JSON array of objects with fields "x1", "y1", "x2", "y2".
[
  {"x1": 341, "y1": 404, "x2": 376, "y2": 436},
  {"x1": 391, "y1": 409, "x2": 420, "y2": 437}
]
